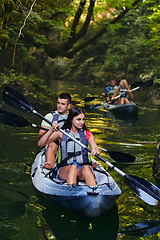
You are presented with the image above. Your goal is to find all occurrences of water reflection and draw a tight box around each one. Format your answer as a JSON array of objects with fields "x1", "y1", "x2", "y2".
[
  {"x1": 84, "y1": 103, "x2": 138, "y2": 125},
  {"x1": 119, "y1": 220, "x2": 160, "y2": 238},
  {"x1": 108, "y1": 112, "x2": 138, "y2": 125},
  {"x1": 36, "y1": 191, "x2": 119, "y2": 240},
  {"x1": 1, "y1": 80, "x2": 160, "y2": 239}
]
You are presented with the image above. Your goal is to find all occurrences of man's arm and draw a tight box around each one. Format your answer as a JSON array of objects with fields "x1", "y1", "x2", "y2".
[
  {"x1": 102, "y1": 87, "x2": 109, "y2": 97},
  {"x1": 38, "y1": 113, "x2": 53, "y2": 139}
]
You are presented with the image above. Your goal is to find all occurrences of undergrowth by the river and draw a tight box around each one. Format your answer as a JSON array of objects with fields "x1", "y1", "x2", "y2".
[{"x1": 0, "y1": 69, "x2": 57, "y2": 108}]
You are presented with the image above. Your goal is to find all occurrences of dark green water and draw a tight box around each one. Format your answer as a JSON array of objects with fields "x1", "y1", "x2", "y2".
[{"x1": 0, "y1": 80, "x2": 160, "y2": 239}]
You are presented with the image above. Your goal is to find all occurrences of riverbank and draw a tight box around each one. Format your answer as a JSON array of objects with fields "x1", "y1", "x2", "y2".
[
  {"x1": 0, "y1": 69, "x2": 160, "y2": 108},
  {"x1": 0, "y1": 71, "x2": 57, "y2": 109}
]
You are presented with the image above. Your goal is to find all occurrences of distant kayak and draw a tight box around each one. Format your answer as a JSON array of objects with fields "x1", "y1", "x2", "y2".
[{"x1": 102, "y1": 101, "x2": 138, "y2": 115}]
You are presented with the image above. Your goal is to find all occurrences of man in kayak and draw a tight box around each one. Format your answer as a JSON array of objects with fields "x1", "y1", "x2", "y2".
[
  {"x1": 111, "y1": 79, "x2": 134, "y2": 105},
  {"x1": 102, "y1": 78, "x2": 118, "y2": 104},
  {"x1": 38, "y1": 92, "x2": 71, "y2": 169}
]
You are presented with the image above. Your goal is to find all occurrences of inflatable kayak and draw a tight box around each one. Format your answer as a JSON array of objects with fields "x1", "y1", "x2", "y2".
[
  {"x1": 102, "y1": 101, "x2": 138, "y2": 115},
  {"x1": 31, "y1": 149, "x2": 121, "y2": 220}
]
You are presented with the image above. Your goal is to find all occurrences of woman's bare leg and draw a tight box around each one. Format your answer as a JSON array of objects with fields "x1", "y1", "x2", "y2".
[
  {"x1": 115, "y1": 99, "x2": 121, "y2": 105},
  {"x1": 59, "y1": 165, "x2": 78, "y2": 185},
  {"x1": 78, "y1": 165, "x2": 96, "y2": 186},
  {"x1": 124, "y1": 98, "x2": 129, "y2": 103},
  {"x1": 120, "y1": 98, "x2": 125, "y2": 104}
]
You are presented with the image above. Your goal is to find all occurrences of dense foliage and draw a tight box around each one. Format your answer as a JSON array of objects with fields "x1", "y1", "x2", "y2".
[
  {"x1": 0, "y1": 0, "x2": 160, "y2": 83},
  {"x1": 0, "y1": 69, "x2": 57, "y2": 107},
  {"x1": 74, "y1": 2, "x2": 160, "y2": 80}
]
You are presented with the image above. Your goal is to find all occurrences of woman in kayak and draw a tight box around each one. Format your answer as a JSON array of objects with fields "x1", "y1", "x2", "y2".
[
  {"x1": 38, "y1": 106, "x2": 100, "y2": 186},
  {"x1": 111, "y1": 79, "x2": 134, "y2": 105}
]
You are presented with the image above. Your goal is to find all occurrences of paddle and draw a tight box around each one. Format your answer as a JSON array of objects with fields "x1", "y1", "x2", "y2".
[
  {"x1": 84, "y1": 81, "x2": 145, "y2": 103},
  {"x1": 84, "y1": 95, "x2": 101, "y2": 103},
  {"x1": 2, "y1": 87, "x2": 160, "y2": 205},
  {"x1": 98, "y1": 147, "x2": 135, "y2": 162},
  {"x1": 0, "y1": 109, "x2": 47, "y2": 130},
  {"x1": 0, "y1": 108, "x2": 135, "y2": 163},
  {"x1": 119, "y1": 220, "x2": 160, "y2": 237},
  {"x1": 89, "y1": 79, "x2": 154, "y2": 109},
  {"x1": 114, "y1": 79, "x2": 153, "y2": 101}
]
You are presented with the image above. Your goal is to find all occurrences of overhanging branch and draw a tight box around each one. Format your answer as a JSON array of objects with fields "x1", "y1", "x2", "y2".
[{"x1": 65, "y1": 0, "x2": 142, "y2": 58}]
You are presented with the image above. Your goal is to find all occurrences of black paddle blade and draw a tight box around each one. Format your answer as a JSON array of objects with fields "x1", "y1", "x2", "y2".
[
  {"x1": 124, "y1": 174, "x2": 160, "y2": 205},
  {"x1": 84, "y1": 96, "x2": 100, "y2": 102},
  {"x1": 119, "y1": 220, "x2": 160, "y2": 237},
  {"x1": 140, "y1": 79, "x2": 153, "y2": 88},
  {"x1": 89, "y1": 104, "x2": 101, "y2": 110},
  {"x1": 131, "y1": 79, "x2": 153, "y2": 89},
  {"x1": 2, "y1": 87, "x2": 32, "y2": 113},
  {"x1": 108, "y1": 151, "x2": 135, "y2": 162},
  {"x1": 0, "y1": 109, "x2": 30, "y2": 127},
  {"x1": 131, "y1": 81, "x2": 144, "y2": 88}
]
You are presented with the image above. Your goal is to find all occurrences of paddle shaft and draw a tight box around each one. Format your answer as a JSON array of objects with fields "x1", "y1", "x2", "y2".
[
  {"x1": 4, "y1": 87, "x2": 160, "y2": 204},
  {"x1": 0, "y1": 108, "x2": 135, "y2": 163},
  {"x1": 111, "y1": 79, "x2": 153, "y2": 101},
  {"x1": 91, "y1": 86, "x2": 138, "y2": 107},
  {"x1": 113, "y1": 86, "x2": 139, "y2": 101},
  {"x1": 0, "y1": 111, "x2": 47, "y2": 131},
  {"x1": 84, "y1": 95, "x2": 100, "y2": 102},
  {"x1": 4, "y1": 90, "x2": 130, "y2": 166},
  {"x1": 99, "y1": 147, "x2": 108, "y2": 153},
  {"x1": 4, "y1": 90, "x2": 94, "y2": 148},
  {"x1": 94, "y1": 157, "x2": 159, "y2": 201},
  {"x1": 97, "y1": 153, "x2": 160, "y2": 201}
]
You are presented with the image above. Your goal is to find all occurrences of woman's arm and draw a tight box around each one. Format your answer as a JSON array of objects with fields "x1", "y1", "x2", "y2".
[
  {"x1": 88, "y1": 133, "x2": 100, "y2": 168},
  {"x1": 111, "y1": 88, "x2": 119, "y2": 100},
  {"x1": 127, "y1": 89, "x2": 134, "y2": 99},
  {"x1": 88, "y1": 133, "x2": 100, "y2": 156}
]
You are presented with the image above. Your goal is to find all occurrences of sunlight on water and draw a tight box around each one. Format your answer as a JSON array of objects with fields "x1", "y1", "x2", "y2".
[{"x1": 0, "y1": 79, "x2": 160, "y2": 239}]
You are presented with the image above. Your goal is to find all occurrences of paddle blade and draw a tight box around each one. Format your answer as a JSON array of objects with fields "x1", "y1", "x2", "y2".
[
  {"x1": 140, "y1": 79, "x2": 153, "y2": 88},
  {"x1": 131, "y1": 81, "x2": 143, "y2": 88},
  {"x1": 0, "y1": 109, "x2": 30, "y2": 127},
  {"x1": 108, "y1": 151, "x2": 135, "y2": 162},
  {"x1": 119, "y1": 220, "x2": 160, "y2": 237},
  {"x1": 124, "y1": 174, "x2": 160, "y2": 205},
  {"x1": 89, "y1": 104, "x2": 101, "y2": 110},
  {"x1": 84, "y1": 96, "x2": 99, "y2": 102},
  {"x1": 131, "y1": 80, "x2": 153, "y2": 89},
  {"x1": 2, "y1": 87, "x2": 32, "y2": 113}
]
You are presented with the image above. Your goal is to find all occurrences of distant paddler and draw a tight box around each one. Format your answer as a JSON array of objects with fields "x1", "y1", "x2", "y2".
[
  {"x1": 102, "y1": 78, "x2": 118, "y2": 104},
  {"x1": 111, "y1": 79, "x2": 134, "y2": 105}
]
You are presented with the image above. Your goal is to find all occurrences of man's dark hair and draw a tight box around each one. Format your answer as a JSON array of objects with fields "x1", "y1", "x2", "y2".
[
  {"x1": 110, "y1": 78, "x2": 115, "y2": 81},
  {"x1": 58, "y1": 92, "x2": 71, "y2": 104}
]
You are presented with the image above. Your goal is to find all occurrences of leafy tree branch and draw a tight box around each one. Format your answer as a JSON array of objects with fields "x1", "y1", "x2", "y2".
[{"x1": 42, "y1": 0, "x2": 142, "y2": 58}]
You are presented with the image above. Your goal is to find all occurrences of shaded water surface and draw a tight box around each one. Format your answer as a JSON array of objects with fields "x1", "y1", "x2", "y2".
[{"x1": 0, "y1": 79, "x2": 160, "y2": 239}]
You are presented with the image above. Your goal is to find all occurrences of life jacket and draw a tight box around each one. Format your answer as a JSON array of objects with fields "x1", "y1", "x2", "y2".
[
  {"x1": 51, "y1": 111, "x2": 68, "y2": 128},
  {"x1": 117, "y1": 87, "x2": 128, "y2": 99},
  {"x1": 108, "y1": 85, "x2": 117, "y2": 99},
  {"x1": 57, "y1": 129, "x2": 91, "y2": 167}
]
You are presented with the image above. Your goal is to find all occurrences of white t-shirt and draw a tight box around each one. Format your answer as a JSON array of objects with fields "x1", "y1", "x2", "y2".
[{"x1": 41, "y1": 110, "x2": 68, "y2": 128}]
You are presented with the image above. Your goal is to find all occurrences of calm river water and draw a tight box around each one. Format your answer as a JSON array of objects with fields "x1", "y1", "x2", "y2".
[{"x1": 0, "y1": 79, "x2": 160, "y2": 240}]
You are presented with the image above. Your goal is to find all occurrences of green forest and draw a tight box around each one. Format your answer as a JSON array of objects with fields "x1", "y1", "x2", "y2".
[{"x1": 0, "y1": 0, "x2": 160, "y2": 94}]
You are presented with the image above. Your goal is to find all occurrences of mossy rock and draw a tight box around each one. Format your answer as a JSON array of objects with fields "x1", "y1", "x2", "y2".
[{"x1": 0, "y1": 33, "x2": 9, "y2": 48}]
